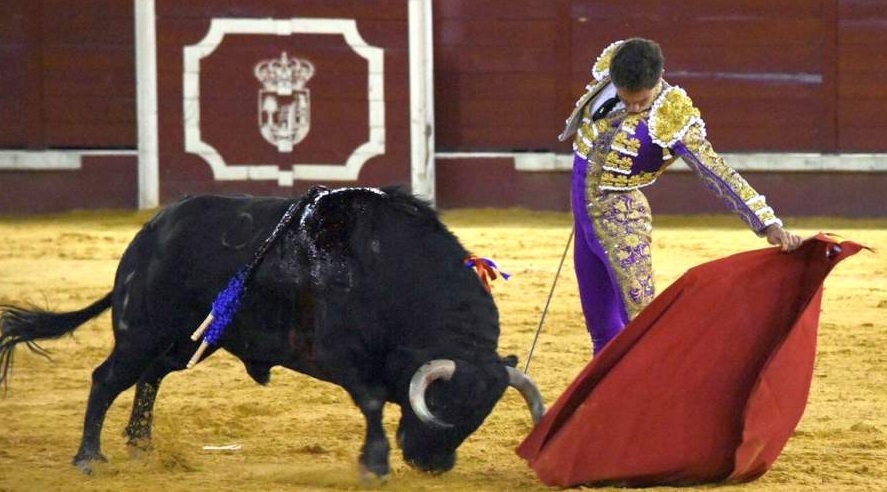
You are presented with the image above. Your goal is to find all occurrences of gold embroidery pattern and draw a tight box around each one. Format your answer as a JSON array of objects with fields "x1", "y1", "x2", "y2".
[
  {"x1": 603, "y1": 151, "x2": 634, "y2": 174},
  {"x1": 594, "y1": 118, "x2": 609, "y2": 136},
  {"x1": 621, "y1": 115, "x2": 640, "y2": 135},
  {"x1": 649, "y1": 86, "x2": 702, "y2": 148},
  {"x1": 599, "y1": 170, "x2": 665, "y2": 190},
  {"x1": 586, "y1": 187, "x2": 655, "y2": 320},
  {"x1": 574, "y1": 104, "x2": 612, "y2": 158},
  {"x1": 574, "y1": 138, "x2": 591, "y2": 159},
  {"x1": 573, "y1": 103, "x2": 593, "y2": 157},
  {"x1": 611, "y1": 131, "x2": 641, "y2": 156},
  {"x1": 592, "y1": 40, "x2": 625, "y2": 81},
  {"x1": 577, "y1": 106, "x2": 666, "y2": 190},
  {"x1": 680, "y1": 124, "x2": 782, "y2": 233},
  {"x1": 582, "y1": 118, "x2": 655, "y2": 319}
]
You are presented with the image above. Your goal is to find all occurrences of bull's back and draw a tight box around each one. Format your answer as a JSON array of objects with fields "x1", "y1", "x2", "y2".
[
  {"x1": 308, "y1": 188, "x2": 501, "y2": 356},
  {"x1": 111, "y1": 195, "x2": 297, "y2": 335}
]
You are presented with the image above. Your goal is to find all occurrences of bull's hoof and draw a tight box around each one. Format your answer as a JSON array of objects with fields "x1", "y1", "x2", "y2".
[
  {"x1": 72, "y1": 453, "x2": 107, "y2": 476},
  {"x1": 358, "y1": 440, "x2": 390, "y2": 486},
  {"x1": 358, "y1": 463, "x2": 390, "y2": 488},
  {"x1": 127, "y1": 439, "x2": 154, "y2": 459}
]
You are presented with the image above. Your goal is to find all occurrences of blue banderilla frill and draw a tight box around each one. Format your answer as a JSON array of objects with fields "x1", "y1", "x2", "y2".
[{"x1": 185, "y1": 192, "x2": 315, "y2": 369}]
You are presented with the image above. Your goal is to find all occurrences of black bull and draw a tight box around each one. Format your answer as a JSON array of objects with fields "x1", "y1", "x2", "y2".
[{"x1": 0, "y1": 186, "x2": 544, "y2": 481}]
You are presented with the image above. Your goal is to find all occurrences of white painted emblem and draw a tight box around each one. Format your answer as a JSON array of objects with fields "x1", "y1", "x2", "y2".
[
  {"x1": 184, "y1": 18, "x2": 386, "y2": 185},
  {"x1": 254, "y1": 52, "x2": 315, "y2": 152}
]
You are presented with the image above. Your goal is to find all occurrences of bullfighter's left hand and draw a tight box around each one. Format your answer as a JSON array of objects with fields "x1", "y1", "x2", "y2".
[{"x1": 764, "y1": 224, "x2": 803, "y2": 252}]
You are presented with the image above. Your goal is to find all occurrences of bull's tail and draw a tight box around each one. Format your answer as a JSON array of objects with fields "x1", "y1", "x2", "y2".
[{"x1": 0, "y1": 292, "x2": 113, "y2": 389}]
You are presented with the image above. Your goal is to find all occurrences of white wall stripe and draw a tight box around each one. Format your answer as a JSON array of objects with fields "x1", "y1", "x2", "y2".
[
  {"x1": 135, "y1": 0, "x2": 159, "y2": 209},
  {"x1": 408, "y1": 0, "x2": 436, "y2": 205},
  {"x1": 0, "y1": 150, "x2": 138, "y2": 170},
  {"x1": 4, "y1": 150, "x2": 884, "y2": 173},
  {"x1": 437, "y1": 152, "x2": 887, "y2": 173}
]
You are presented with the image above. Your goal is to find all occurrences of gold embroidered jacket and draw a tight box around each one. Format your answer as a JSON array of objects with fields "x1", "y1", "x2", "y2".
[{"x1": 561, "y1": 41, "x2": 783, "y2": 235}]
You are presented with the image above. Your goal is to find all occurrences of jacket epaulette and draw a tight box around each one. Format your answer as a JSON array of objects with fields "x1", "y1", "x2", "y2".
[
  {"x1": 648, "y1": 86, "x2": 704, "y2": 148},
  {"x1": 591, "y1": 40, "x2": 625, "y2": 82}
]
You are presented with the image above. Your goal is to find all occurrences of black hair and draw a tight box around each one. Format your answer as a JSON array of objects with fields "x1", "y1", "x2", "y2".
[{"x1": 609, "y1": 38, "x2": 664, "y2": 91}]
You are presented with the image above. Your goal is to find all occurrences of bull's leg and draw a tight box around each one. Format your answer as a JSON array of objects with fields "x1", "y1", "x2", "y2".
[
  {"x1": 123, "y1": 345, "x2": 203, "y2": 453},
  {"x1": 123, "y1": 366, "x2": 169, "y2": 454},
  {"x1": 349, "y1": 384, "x2": 391, "y2": 484},
  {"x1": 308, "y1": 262, "x2": 400, "y2": 484},
  {"x1": 73, "y1": 350, "x2": 157, "y2": 475},
  {"x1": 307, "y1": 353, "x2": 392, "y2": 482},
  {"x1": 316, "y1": 349, "x2": 390, "y2": 481}
]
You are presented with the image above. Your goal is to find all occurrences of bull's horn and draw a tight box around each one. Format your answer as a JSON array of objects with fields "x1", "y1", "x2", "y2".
[
  {"x1": 506, "y1": 366, "x2": 545, "y2": 424},
  {"x1": 409, "y1": 359, "x2": 456, "y2": 429}
]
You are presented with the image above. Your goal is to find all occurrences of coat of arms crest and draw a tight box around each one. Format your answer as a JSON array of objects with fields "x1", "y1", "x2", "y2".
[{"x1": 254, "y1": 52, "x2": 315, "y2": 152}]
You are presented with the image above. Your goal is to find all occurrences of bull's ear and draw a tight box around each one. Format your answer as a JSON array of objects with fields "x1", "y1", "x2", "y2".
[{"x1": 500, "y1": 354, "x2": 519, "y2": 368}]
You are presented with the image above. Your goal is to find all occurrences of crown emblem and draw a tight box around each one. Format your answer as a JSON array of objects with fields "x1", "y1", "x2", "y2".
[{"x1": 254, "y1": 52, "x2": 315, "y2": 95}]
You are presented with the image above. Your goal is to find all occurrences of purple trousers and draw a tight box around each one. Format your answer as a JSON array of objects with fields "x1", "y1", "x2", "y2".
[{"x1": 571, "y1": 154, "x2": 654, "y2": 354}]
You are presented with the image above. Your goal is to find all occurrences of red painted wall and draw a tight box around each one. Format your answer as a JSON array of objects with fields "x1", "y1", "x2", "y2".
[
  {"x1": 0, "y1": 0, "x2": 135, "y2": 149},
  {"x1": 432, "y1": 0, "x2": 856, "y2": 153},
  {"x1": 0, "y1": 1, "x2": 886, "y2": 215},
  {"x1": 3, "y1": 1, "x2": 885, "y2": 155},
  {"x1": 0, "y1": 156, "x2": 137, "y2": 214}
]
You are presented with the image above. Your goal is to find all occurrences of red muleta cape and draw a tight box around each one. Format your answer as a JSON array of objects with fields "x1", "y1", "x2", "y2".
[{"x1": 517, "y1": 234, "x2": 866, "y2": 487}]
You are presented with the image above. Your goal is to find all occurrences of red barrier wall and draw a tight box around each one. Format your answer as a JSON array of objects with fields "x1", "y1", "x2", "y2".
[{"x1": 1, "y1": 1, "x2": 885, "y2": 215}]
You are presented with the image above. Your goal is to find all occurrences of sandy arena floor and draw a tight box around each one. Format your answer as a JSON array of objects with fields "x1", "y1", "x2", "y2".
[{"x1": 0, "y1": 208, "x2": 884, "y2": 492}]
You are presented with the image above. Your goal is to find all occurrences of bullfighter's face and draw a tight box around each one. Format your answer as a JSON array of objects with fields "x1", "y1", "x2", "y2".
[{"x1": 615, "y1": 80, "x2": 660, "y2": 114}]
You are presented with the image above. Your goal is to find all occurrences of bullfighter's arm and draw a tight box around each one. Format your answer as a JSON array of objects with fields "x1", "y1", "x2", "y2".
[{"x1": 671, "y1": 123, "x2": 783, "y2": 236}]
